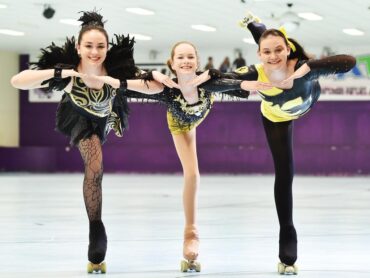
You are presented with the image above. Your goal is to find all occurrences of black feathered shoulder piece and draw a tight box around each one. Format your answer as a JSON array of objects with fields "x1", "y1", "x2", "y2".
[
  {"x1": 30, "y1": 37, "x2": 79, "y2": 91},
  {"x1": 30, "y1": 37, "x2": 79, "y2": 70},
  {"x1": 105, "y1": 34, "x2": 140, "y2": 80}
]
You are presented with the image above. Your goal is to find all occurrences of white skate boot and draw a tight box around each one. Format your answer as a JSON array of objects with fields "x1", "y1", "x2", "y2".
[{"x1": 239, "y1": 11, "x2": 261, "y2": 29}]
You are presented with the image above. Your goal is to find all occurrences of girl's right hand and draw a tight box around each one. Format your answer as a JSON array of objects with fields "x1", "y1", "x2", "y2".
[
  {"x1": 241, "y1": 80, "x2": 273, "y2": 91},
  {"x1": 152, "y1": 71, "x2": 180, "y2": 88}
]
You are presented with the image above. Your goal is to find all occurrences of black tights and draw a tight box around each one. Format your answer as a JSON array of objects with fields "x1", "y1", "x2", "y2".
[
  {"x1": 262, "y1": 116, "x2": 294, "y2": 228},
  {"x1": 262, "y1": 116, "x2": 297, "y2": 265},
  {"x1": 78, "y1": 135, "x2": 107, "y2": 264},
  {"x1": 78, "y1": 135, "x2": 103, "y2": 222}
]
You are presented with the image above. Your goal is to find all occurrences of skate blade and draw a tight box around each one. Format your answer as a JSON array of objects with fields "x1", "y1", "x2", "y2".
[
  {"x1": 87, "y1": 261, "x2": 106, "y2": 274},
  {"x1": 277, "y1": 262, "x2": 298, "y2": 275},
  {"x1": 181, "y1": 259, "x2": 201, "y2": 272}
]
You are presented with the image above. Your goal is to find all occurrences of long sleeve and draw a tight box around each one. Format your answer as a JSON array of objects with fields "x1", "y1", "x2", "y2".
[
  {"x1": 305, "y1": 55, "x2": 356, "y2": 79},
  {"x1": 224, "y1": 65, "x2": 259, "y2": 81},
  {"x1": 201, "y1": 78, "x2": 249, "y2": 99},
  {"x1": 124, "y1": 89, "x2": 169, "y2": 103}
]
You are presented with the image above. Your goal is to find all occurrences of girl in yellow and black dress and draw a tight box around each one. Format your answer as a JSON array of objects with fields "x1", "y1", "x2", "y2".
[
  {"x1": 229, "y1": 13, "x2": 356, "y2": 274},
  {"x1": 11, "y1": 11, "x2": 163, "y2": 273},
  {"x1": 126, "y1": 41, "x2": 249, "y2": 272}
]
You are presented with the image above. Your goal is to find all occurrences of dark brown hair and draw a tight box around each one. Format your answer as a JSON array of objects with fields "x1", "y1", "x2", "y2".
[
  {"x1": 77, "y1": 11, "x2": 109, "y2": 45},
  {"x1": 258, "y1": 29, "x2": 311, "y2": 60}
]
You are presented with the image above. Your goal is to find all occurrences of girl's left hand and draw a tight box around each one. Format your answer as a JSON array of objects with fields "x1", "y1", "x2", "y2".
[
  {"x1": 152, "y1": 71, "x2": 180, "y2": 88},
  {"x1": 188, "y1": 70, "x2": 211, "y2": 87}
]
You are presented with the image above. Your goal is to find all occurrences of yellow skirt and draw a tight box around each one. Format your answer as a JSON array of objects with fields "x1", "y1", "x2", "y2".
[{"x1": 167, "y1": 109, "x2": 211, "y2": 135}]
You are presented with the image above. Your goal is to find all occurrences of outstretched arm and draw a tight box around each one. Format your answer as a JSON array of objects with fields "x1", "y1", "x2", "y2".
[
  {"x1": 84, "y1": 74, "x2": 165, "y2": 95},
  {"x1": 201, "y1": 78, "x2": 242, "y2": 90},
  {"x1": 201, "y1": 74, "x2": 272, "y2": 98},
  {"x1": 306, "y1": 54, "x2": 356, "y2": 76},
  {"x1": 281, "y1": 54, "x2": 356, "y2": 84},
  {"x1": 127, "y1": 79, "x2": 164, "y2": 94},
  {"x1": 203, "y1": 66, "x2": 273, "y2": 93},
  {"x1": 10, "y1": 68, "x2": 79, "y2": 90}
]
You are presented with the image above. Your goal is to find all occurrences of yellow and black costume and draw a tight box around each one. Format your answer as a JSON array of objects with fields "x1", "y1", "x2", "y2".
[
  {"x1": 32, "y1": 35, "x2": 138, "y2": 145},
  {"x1": 166, "y1": 86, "x2": 213, "y2": 135},
  {"x1": 230, "y1": 20, "x2": 356, "y2": 268},
  {"x1": 127, "y1": 74, "x2": 248, "y2": 135},
  {"x1": 233, "y1": 21, "x2": 356, "y2": 123},
  {"x1": 232, "y1": 57, "x2": 355, "y2": 122}
]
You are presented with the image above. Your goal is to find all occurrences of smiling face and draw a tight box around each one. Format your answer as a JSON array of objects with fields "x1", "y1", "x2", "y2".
[
  {"x1": 77, "y1": 29, "x2": 108, "y2": 66},
  {"x1": 170, "y1": 43, "x2": 199, "y2": 75},
  {"x1": 258, "y1": 34, "x2": 290, "y2": 71}
]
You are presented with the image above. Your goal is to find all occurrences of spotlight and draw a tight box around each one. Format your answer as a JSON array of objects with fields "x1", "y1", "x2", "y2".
[{"x1": 43, "y1": 5, "x2": 55, "y2": 19}]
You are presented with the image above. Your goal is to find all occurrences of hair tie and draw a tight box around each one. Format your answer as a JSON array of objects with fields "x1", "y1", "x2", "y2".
[{"x1": 278, "y1": 27, "x2": 296, "y2": 52}]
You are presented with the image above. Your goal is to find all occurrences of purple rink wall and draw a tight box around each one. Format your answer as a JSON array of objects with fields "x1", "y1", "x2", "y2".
[{"x1": 1, "y1": 55, "x2": 369, "y2": 175}]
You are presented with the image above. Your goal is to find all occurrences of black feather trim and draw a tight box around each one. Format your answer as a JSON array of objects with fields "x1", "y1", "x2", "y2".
[
  {"x1": 30, "y1": 37, "x2": 79, "y2": 70},
  {"x1": 78, "y1": 11, "x2": 105, "y2": 27},
  {"x1": 105, "y1": 34, "x2": 139, "y2": 80},
  {"x1": 113, "y1": 93, "x2": 130, "y2": 131},
  {"x1": 30, "y1": 37, "x2": 79, "y2": 92}
]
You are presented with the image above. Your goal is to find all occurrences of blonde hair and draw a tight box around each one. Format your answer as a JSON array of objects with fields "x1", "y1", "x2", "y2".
[{"x1": 167, "y1": 41, "x2": 200, "y2": 75}]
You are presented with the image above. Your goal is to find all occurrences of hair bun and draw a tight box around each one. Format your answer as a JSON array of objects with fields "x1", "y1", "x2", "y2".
[{"x1": 78, "y1": 11, "x2": 105, "y2": 27}]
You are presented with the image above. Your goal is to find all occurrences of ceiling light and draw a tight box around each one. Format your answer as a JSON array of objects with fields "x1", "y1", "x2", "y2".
[
  {"x1": 59, "y1": 19, "x2": 80, "y2": 26},
  {"x1": 342, "y1": 28, "x2": 364, "y2": 36},
  {"x1": 278, "y1": 3, "x2": 300, "y2": 33},
  {"x1": 0, "y1": 29, "x2": 25, "y2": 36},
  {"x1": 0, "y1": 4, "x2": 7, "y2": 8},
  {"x1": 125, "y1": 8, "x2": 154, "y2": 15},
  {"x1": 243, "y1": 38, "x2": 255, "y2": 44},
  {"x1": 297, "y1": 12, "x2": 323, "y2": 21},
  {"x1": 280, "y1": 11, "x2": 300, "y2": 32},
  {"x1": 191, "y1": 25, "x2": 216, "y2": 32},
  {"x1": 131, "y1": 33, "x2": 152, "y2": 41},
  {"x1": 280, "y1": 21, "x2": 299, "y2": 33}
]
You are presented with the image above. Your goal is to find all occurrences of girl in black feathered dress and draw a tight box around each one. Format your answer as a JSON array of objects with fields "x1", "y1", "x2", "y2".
[{"x1": 11, "y1": 10, "x2": 163, "y2": 273}]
